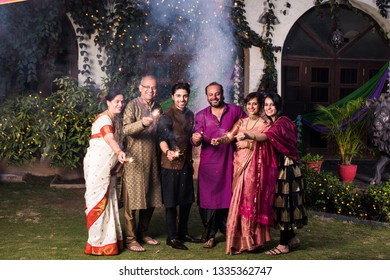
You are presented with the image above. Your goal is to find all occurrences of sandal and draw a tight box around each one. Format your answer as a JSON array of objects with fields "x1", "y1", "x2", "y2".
[
  {"x1": 142, "y1": 236, "x2": 160, "y2": 246},
  {"x1": 203, "y1": 237, "x2": 216, "y2": 248},
  {"x1": 127, "y1": 241, "x2": 146, "y2": 252},
  {"x1": 288, "y1": 237, "x2": 300, "y2": 250},
  {"x1": 264, "y1": 246, "x2": 289, "y2": 255}
]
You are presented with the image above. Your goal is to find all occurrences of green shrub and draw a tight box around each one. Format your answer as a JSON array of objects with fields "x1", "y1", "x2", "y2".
[
  {"x1": 44, "y1": 77, "x2": 101, "y2": 168},
  {"x1": 0, "y1": 93, "x2": 51, "y2": 166},
  {"x1": 303, "y1": 167, "x2": 389, "y2": 223},
  {"x1": 365, "y1": 183, "x2": 390, "y2": 222},
  {"x1": 301, "y1": 153, "x2": 323, "y2": 162},
  {"x1": 0, "y1": 77, "x2": 102, "y2": 169}
]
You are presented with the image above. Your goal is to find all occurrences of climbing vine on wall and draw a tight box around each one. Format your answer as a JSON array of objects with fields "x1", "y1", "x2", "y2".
[
  {"x1": 65, "y1": 0, "x2": 148, "y2": 90},
  {"x1": 0, "y1": 0, "x2": 389, "y2": 96},
  {"x1": 0, "y1": 0, "x2": 63, "y2": 93}
]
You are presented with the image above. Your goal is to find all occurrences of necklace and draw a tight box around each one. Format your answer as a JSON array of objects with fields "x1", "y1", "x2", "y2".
[{"x1": 246, "y1": 117, "x2": 260, "y2": 131}]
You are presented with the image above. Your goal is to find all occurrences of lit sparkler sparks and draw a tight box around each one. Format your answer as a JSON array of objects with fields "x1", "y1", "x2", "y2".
[
  {"x1": 151, "y1": 109, "x2": 160, "y2": 118},
  {"x1": 174, "y1": 150, "x2": 184, "y2": 158},
  {"x1": 126, "y1": 157, "x2": 134, "y2": 163}
]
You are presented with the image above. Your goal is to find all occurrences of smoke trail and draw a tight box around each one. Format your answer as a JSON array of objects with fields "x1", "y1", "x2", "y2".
[{"x1": 147, "y1": 0, "x2": 237, "y2": 112}]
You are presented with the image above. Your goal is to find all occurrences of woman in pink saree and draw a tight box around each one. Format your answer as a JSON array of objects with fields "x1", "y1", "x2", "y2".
[
  {"x1": 83, "y1": 90, "x2": 127, "y2": 256},
  {"x1": 212, "y1": 92, "x2": 278, "y2": 255},
  {"x1": 236, "y1": 93, "x2": 307, "y2": 255}
]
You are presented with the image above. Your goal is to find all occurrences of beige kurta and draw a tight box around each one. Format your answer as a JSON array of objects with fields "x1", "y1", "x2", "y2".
[{"x1": 122, "y1": 97, "x2": 162, "y2": 210}]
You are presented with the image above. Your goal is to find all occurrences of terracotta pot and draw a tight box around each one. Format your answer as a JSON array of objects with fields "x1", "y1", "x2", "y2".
[
  {"x1": 304, "y1": 160, "x2": 323, "y2": 174},
  {"x1": 338, "y1": 164, "x2": 358, "y2": 182}
]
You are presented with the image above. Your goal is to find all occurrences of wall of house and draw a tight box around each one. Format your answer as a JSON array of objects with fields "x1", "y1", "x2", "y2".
[
  {"x1": 74, "y1": 1, "x2": 389, "y2": 93},
  {"x1": 67, "y1": 14, "x2": 107, "y2": 88},
  {"x1": 244, "y1": 0, "x2": 390, "y2": 95}
]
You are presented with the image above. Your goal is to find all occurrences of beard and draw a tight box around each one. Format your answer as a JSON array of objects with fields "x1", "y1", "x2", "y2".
[{"x1": 208, "y1": 98, "x2": 224, "y2": 108}]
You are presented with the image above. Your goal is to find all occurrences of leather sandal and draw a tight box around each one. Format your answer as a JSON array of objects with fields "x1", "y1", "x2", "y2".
[{"x1": 264, "y1": 246, "x2": 289, "y2": 255}]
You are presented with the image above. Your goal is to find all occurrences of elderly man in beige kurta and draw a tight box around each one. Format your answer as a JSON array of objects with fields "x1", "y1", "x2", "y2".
[{"x1": 122, "y1": 75, "x2": 162, "y2": 252}]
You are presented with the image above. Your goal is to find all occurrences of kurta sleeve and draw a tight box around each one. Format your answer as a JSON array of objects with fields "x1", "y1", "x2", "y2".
[
  {"x1": 193, "y1": 112, "x2": 204, "y2": 133},
  {"x1": 122, "y1": 101, "x2": 145, "y2": 136},
  {"x1": 157, "y1": 114, "x2": 176, "y2": 148}
]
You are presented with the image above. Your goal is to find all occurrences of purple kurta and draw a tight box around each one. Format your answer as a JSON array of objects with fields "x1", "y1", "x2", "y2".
[{"x1": 194, "y1": 104, "x2": 246, "y2": 209}]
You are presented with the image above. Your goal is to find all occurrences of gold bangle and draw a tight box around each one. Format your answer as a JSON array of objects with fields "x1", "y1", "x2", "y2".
[{"x1": 115, "y1": 150, "x2": 122, "y2": 156}]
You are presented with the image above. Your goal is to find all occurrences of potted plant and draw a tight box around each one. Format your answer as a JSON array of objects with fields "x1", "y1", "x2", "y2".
[
  {"x1": 301, "y1": 153, "x2": 324, "y2": 174},
  {"x1": 313, "y1": 97, "x2": 367, "y2": 182}
]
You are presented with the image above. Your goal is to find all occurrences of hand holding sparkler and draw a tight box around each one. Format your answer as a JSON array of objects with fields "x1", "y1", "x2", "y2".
[
  {"x1": 191, "y1": 131, "x2": 203, "y2": 145},
  {"x1": 211, "y1": 132, "x2": 234, "y2": 146},
  {"x1": 173, "y1": 149, "x2": 184, "y2": 158},
  {"x1": 166, "y1": 149, "x2": 184, "y2": 161},
  {"x1": 142, "y1": 116, "x2": 154, "y2": 127},
  {"x1": 235, "y1": 132, "x2": 250, "y2": 141},
  {"x1": 111, "y1": 155, "x2": 133, "y2": 175},
  {"x1": 117, "y1": 150, "x2": 127, "y2": 164},
  {"x1": 210, "y1": 138, "x2": 221, "y2": 146}
]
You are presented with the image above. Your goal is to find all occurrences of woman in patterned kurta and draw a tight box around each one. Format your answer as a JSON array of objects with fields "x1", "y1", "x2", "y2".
[{"x1": 83, "y1": 91, "x2": 127, "y2": 256}]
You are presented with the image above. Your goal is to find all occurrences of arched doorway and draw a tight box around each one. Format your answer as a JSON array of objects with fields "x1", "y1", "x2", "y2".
[{"x1": 282, "y1": 4, "x2": 390, "y2": 154}]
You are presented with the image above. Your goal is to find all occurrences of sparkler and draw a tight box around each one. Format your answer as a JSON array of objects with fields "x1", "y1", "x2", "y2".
[
  {"x1": 0, "y1": 0, "x2": 27, "y2": 5},
  {"x1": 174, "y1": 150, "x2": 184, "y2": 158},
  {"x1": 126, "y1": 157, "x2": 134, "y2": 163},
  {"x1": 151, "y1": 109, "x2": 160, "y2": 118},
  {"x1": 200, "y1": 131, "x2": 210, "y2": 140}
]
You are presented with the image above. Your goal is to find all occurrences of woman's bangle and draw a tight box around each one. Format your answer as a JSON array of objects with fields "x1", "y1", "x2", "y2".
[
  {"x1": 115, "y1": 150, "x2": 122, "y2": 156},
  {"x1": 165, "y1": 149, "x2": 170, "y2": 156}
]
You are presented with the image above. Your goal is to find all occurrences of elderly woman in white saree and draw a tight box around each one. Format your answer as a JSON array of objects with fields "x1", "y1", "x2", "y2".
[{"x1": 83, "y1": 91, "x2": 127, "y2": 256}]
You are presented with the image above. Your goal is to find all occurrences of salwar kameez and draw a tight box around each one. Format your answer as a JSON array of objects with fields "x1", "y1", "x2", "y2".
[{"x1": 264, "y1": 116, "x2": 308, "y2": 233}]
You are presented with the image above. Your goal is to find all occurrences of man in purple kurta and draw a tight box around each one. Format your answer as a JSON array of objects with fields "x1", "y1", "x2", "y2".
[{"x1": 191, "y1": 82, "x2": 246, "y2": 248}]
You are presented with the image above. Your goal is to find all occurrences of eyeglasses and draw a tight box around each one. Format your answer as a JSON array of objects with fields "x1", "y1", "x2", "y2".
[{"x1": 141, "y1": 84, "x2": 157, "y2": 91}]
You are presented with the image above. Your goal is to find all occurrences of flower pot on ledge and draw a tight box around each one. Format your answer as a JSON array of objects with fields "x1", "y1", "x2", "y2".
[
  {"x1": 303, "y1": 160, "x2": 323, "y2": 174},
  {"x1": 338, "y1": 164, "x2": 358, "y2": 182}
]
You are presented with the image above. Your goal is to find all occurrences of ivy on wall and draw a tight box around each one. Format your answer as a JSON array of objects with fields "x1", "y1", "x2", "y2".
[
  {"x1": 0, "y1": 0, "x2": 63, "y2": 93},
  {"x1": 0, "y1": 0, "x2": 389, "y2": 96},
  {"x1": 0, "y1": 0, "x2": 284, "y2": 97},
  {"x1": 65, "y1": 0, "x2": 147, "y2": 90},
  {"x1": 1, "y1": 0, "x2": 389, "y2": 168}
]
